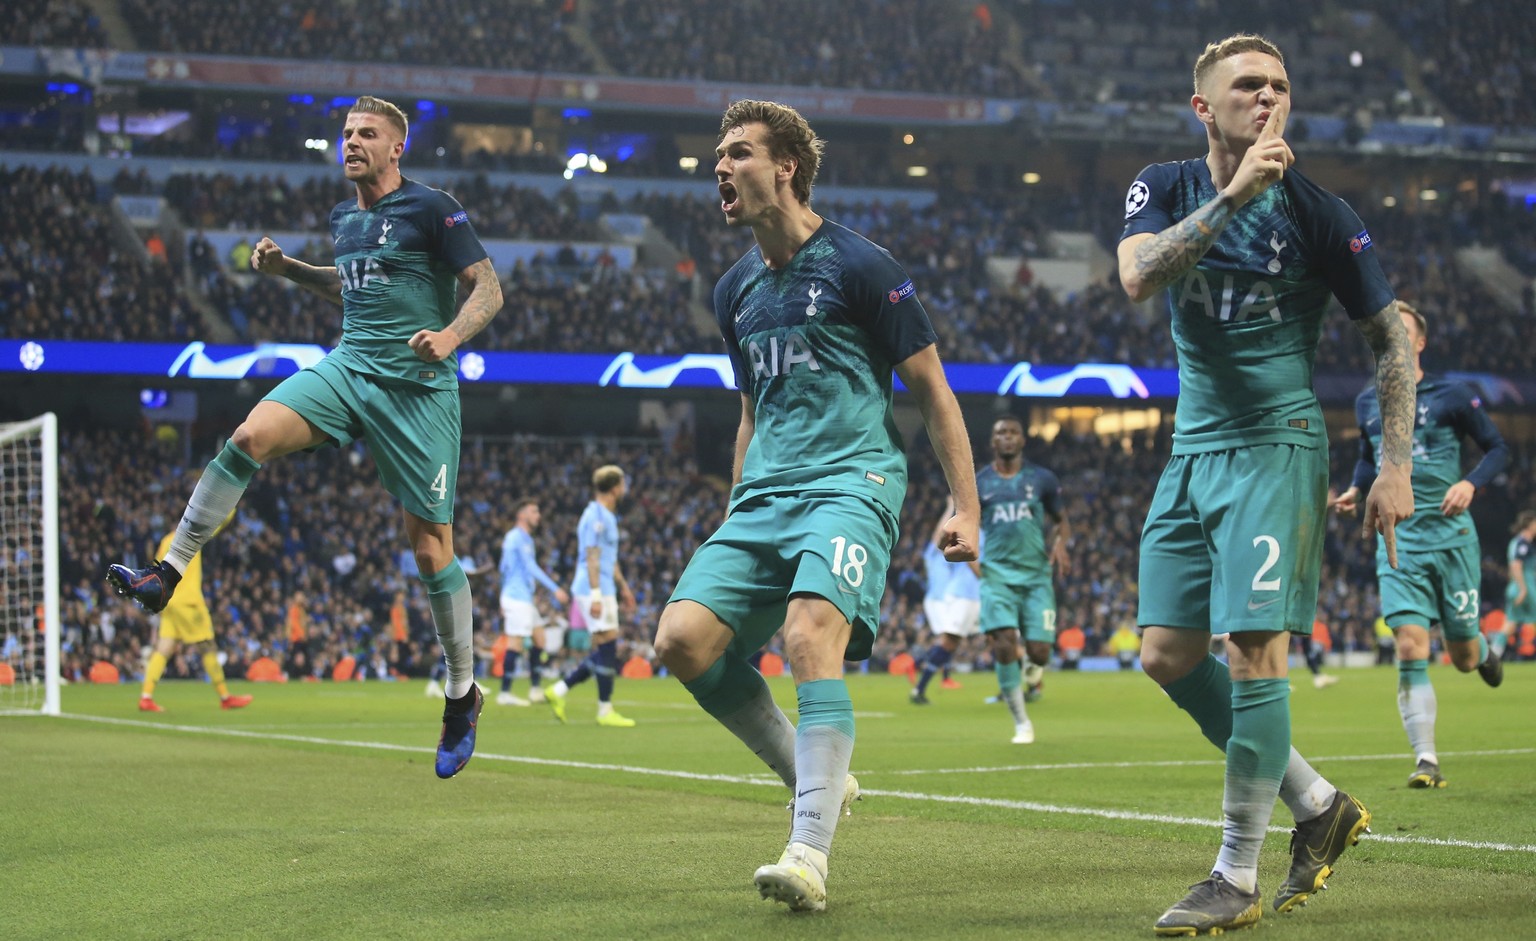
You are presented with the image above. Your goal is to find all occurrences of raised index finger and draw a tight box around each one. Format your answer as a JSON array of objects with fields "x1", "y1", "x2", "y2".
[{"x1": 1260, "y1": 99, "x2": 1289, "y2": 141}]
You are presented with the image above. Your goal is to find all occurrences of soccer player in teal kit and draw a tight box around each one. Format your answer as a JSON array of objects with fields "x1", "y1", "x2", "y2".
[
  {"x1": 975, "y1": 416, "x2": 1070, "y2": 744},
  {"x1": 1118, "y1": 35, "x2": 1416, "y2": 934},
  {"x1": 654, "y1": 99, "x2": 979, "y2": 912},
  {"x1": 1332, "y1": 301, "x2": 1508, "y2": 788},
  {"x1": 107, "y1": 95, "x2": 503, "y2": 779},
  {"x1": 1509, "y1": 511, "x2": 1536, "y2": 637}
]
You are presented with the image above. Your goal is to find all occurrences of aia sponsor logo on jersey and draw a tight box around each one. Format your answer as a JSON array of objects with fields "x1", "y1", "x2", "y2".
[
  {"x1": 1349, "y1": 230, "x2": 1373, "y2": 254},
  {"x1": 444, "y1": 210, "x2": 470, "y2": 227},
  {"x1": 888, "y1": 279, "x2": 916, "y2": 304}
]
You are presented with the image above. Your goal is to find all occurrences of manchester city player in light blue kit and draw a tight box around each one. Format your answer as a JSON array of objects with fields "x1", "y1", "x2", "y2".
[
  {"x1": 107, "y1": 95, "x2": 502, "y2": 780},
  {"x1": 545, "y1": 465, "x2": 637, "y2": 727},
  {"x1": 1118, "y1": 35, "x2": 1416, "y2": 934},
  {"x1": 654, "y1": 99, "x2": 980, "y2": 913},
  {"x1": 975, "y1": 416, "x2": 1071, "y2": 744},
  {"x1": 911, "y1": 500, "x2": 983, "y2": 704},
  {"x1": 497, "y1": 498, "x2": 569, "y2": 706},
  {"x1": 1332, "y1": 301, "x2": 1508, "y2": 789}
]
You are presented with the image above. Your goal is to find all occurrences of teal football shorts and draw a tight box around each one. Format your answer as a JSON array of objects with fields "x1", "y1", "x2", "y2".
[
  {"x1": 264, "y1": 356, "x2": 460, "y2": 524},
  {"x1": 1380, "y1": 543, "x2": 1482, "y2": 641},
  {"x1": 1138, "y1": 443, "x2": 1326, "y2": 635},
  {"x1": 979, "y1": 577, "x2": 1057, "y2": 643},
  {"x1": 668, "y1": 490, "x2": 896, "y2": 661}
]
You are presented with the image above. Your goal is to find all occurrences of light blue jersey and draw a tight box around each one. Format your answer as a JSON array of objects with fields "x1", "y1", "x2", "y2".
[
  {"x1": 499, "y1": 527, "x2": 561, "y2": 602},
  {"x1": 946, "y1": 557, "x2": 980, "y2": 602},
  {"x1": 922, "y1": 541, "x2": 951, "y2": 602},
  {"x1": 571, "y1": 501, "x2": 620, "y2": 597}
]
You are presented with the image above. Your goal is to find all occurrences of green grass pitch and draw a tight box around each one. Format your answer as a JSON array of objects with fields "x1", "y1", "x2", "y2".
[{"x1": 5, "y1": 664, "x2": 1532, "y2": 940}]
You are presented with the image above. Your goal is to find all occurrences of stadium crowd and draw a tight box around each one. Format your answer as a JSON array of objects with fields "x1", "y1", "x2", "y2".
[
  {"x1": 586, "y1": 0, "x2": 1033, "y2": 98},
  {"x1": 8, "y1": 0, "x2": 1536, "y2": 133},
  {"x1": 116, "y1": 0, "x2": 595, "y2": 75},
  {"x1": 51, "y1": 419, "x2": 1533, "y2": 691},
  {"x1": 0, "y1": 165, "x2": 202, "y2": 343},
  {"x1": 0, "y1": 0, "x2": 107, "y2": 48},
  {"x1": 1358, "y1": 0, "x2": 1536, "y2": 129}
]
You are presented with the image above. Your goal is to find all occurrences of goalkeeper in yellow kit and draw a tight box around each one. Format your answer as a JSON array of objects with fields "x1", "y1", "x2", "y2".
[{"x1": 138, "y1": 510, "x2": 252, "y2": 712}]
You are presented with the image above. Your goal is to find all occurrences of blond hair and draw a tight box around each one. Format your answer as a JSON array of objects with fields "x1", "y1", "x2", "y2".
[
  {"x1": 349, "y1": 95, "x2": 409, "y2": 141},
  {"x1": 1193, "y1": 34, "x2": 1285, "y2": 94},
  {"x1": 719, "y1": 99, "x2": 824, "y2": 204},
  {"x1": 1397, "y1": 300, "x2": 1428, "y2": 341},
  {"x1": 592, "y1": 464, "x2": 625, "y2": 494}
]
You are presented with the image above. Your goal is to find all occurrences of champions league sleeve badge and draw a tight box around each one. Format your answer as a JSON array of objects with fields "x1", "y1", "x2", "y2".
[{"x1": 1125, "y1": 181, "x2": 1150, "y2": 218}]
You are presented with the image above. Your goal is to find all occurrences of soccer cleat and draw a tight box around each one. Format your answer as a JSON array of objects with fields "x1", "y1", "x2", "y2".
[
  {"x1": 495, "y1": 691, "x2": 529, "y2": 707},
  {"x1": 840, "y1": 773, "x2": 862, "y2": 816},
  {"x1": 424, "y1": 679, "x2": 444, "y2": 698},
  {"x1": 1477, "y1": 652, "x2": 1503, "y2": 688},
  {"x1": 941, "y1": 677, "x2": 963, "y2": 690},
  {"x1": 909, "y1": 688, "x2": 930, "y2": 705},
  {"x1": 1154, "y1": 873, "x2": 1262, "y2": 936},
  {"x1": 138, "y1": 696, "x2": 164, "y2": 713},
  {"x1": 434, "y1": 685, "x2": 484, "y2": 779},
  {"x1": 220, "y1": 694, "x2": 253, "y2": 710},
  {"x1": 1407, "y1": 758, "x2": 1447, "y2": 789},
  {"x1": 544, "y1": 684, "x2": 567, "y2": 723},
  {"x1": 1272, "y1": 789, "x2": 1371, "y2": 913},
  {"x1": 105, "y1": 561, "x2": 181, "y2": 614},
  {"x1": 596, "y1": 710, "x2": 636, "y2": 728},
  {"x1": 754, "y1": 841, "x2": 828, "y2": 912},
  {"x1": 1312, "y1": 673, "x2": 1339, "y2": 688},
  {"x1": 1011, "y1": 722, "x2": 1036, "y2": 745},
  {"x1": 983, "y1": 694, "x2": 1002, "y2": 705},
  {"x1": 1024, "y1": 682, "x2": 1043, "y2": 704},
  {"x1": 528, "y1": 686, "x2": 546, "y2": 704}
]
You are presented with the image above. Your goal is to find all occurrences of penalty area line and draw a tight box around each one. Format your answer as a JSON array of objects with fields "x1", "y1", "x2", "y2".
[{"x1": 57, "y1": 713, "x2": 1536, "y2": 855}]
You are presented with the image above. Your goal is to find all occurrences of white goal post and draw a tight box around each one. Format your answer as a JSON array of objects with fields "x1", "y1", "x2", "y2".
[{"x1": 0, "y1": 412, "x2": 60, "y2": 716}]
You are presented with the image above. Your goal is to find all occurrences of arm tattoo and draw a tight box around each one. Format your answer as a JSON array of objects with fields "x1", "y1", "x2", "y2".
[
  {"x1": 1131, "y1": 194, "x2": 1238, "y2": 294},
  {"x1": 446, "y1": 258, "x2": 503, "y2": 344},
  {"x1": 1356, "y1": 302, "x2": 1415, "y2": 466}
]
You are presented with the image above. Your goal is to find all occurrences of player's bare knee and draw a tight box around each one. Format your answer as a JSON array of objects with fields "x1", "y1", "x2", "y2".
[
  {"x1": 1025, "y1": 641, "x2": 1051, "y2": 666},
  {"x1": 229, "y1": 421, "x2": 270, "y2": 463},
  {"x1": 414, "y1": 547, "x2": 448, "y2": 576},
  {"x1": 1448, "y1": 644, "x2": 1481, "y2": 672},
  {"x1": 1140, "y1": 640, "x2": 1201, "y2": 686},
  {"x1": 655, "y1": 605, "x2": 707, "y2": 674}
]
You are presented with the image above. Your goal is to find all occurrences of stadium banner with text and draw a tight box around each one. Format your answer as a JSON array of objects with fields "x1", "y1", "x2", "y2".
[{"x1": 1, "y1": 340, "x2": 1180, "y2": 400}]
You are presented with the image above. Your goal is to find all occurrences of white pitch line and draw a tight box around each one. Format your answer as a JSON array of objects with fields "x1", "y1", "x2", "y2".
[
  {"x1": 55, "y1": 713, "x2": 1536, "y2": 855},
  {"x1": 884, "y1": 748, "x2": 1536, "y2": 776}
]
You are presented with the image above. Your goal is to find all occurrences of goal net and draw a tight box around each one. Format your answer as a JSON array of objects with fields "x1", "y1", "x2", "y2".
[{"x1": 0, "y1": 413, "x2": 60, "y2": 715}]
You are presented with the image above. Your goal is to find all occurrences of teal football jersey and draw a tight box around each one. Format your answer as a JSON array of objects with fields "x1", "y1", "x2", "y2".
[
  {"x1": 976, "y1": 461, "x2": 1062, "y2": 584},
  {"x1": 327, "y1": 178, "x2": 488, "y2": 390},
  {"x1": 1121, "y1": 161, "x2": 1395, "y2": 454},
  {"x1": 714, "y1": 219, "x2": 937, "y2": 522},
  {"x1": 1509, "y1": 535, "x2": 1535, "y2": 594},
  {"x1": 1353, "y1": 376, "x2": 1508, "y2": 552}
]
